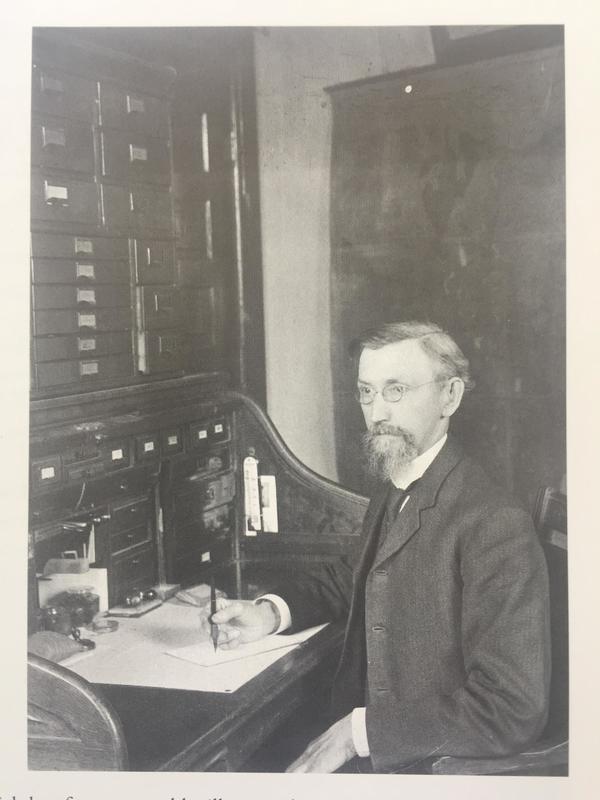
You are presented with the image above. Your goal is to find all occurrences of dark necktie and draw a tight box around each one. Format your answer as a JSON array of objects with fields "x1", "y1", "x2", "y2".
[{"x1": 382, "y1": 485, "x2": 409, "y2": 532}]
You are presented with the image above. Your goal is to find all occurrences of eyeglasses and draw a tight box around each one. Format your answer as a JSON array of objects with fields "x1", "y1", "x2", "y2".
[{"x1": 355, "y1": 379, "x2": 447, "y2": 405}]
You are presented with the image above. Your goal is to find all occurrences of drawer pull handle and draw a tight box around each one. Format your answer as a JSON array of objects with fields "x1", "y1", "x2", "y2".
[
  {"x1": 127, "y1": 95, "x2": 145, "y2": 115},
  {"x1": 42, "y1": 126, "x2": 66, "y2": 148},
  {"x1": 74, "y1": 237, "x2": 94, "y2": 255},
  {"x1": 77, "y1": 288, "x2": 96, "y2": 305},
  {"x1": 131, "y1": 559, "x2": 140, "y2": 566},
  {"x1": 76, "y1": 263, "x2": 96, "y2": 280},
  {"x1": 40, "y1": 74, "x2": 64, "y2": 94},
  {"x1": 79, "y1": 361, "x2": 99, "y2": 376},
  {"x1": 77, "y1": 312, "x2": 97, "y2": 329},
  {"x1": 44, "y1": 181, "x2": 69, "y2": 206},
  {"x1": 129, "y1": 144, "x2": 148, "y2": 162}
]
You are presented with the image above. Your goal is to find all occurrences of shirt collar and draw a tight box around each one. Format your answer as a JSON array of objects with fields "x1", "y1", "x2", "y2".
[{"x1": 391, "y1": 433, "x2": 448, "y2": 489}]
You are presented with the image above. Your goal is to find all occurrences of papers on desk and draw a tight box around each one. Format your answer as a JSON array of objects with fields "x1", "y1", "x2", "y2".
[
  {"x1": 63, "y1": 601, "x2": 327, "y2": 694},
  {"x1": 164, "y1": 625, "x2": 327, "y2": 691},
  {"x1": 166, "y1": 632, "x2": 305, "y2": 666}
]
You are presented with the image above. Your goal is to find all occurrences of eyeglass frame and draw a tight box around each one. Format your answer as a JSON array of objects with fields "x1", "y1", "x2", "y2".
[{"x1": 354, "y1": 377, "x2": 450, "y2": 405}]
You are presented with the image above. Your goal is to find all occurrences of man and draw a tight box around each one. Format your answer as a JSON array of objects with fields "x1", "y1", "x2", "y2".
[{"x1": 204, "y1": 321, "x2": 550, "y2": 773}]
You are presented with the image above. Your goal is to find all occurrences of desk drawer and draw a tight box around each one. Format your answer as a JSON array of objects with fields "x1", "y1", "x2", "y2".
[
  {"x1": 32, "y1": 64, "x2": 97, "y2": 122},
  {"x1": 139, "y1": 332, "x2": 184, "y2": 373},
  {"x1": 99, "y1": 84, "x2": 169, "y2": 137},
  {"x1": 33, "y1": 307, "x2": 132, "y2": 335},
  {"x1": 101, "y1": 130, "x2": 171, "y2": 186},
  {"x1": 183, "y1": 286, "x2": 217, "y2": 338},
  {"x1": 32, "y1": 284, "x2": 130, "y2": 310},
  {"x1": 35, "y1": 354, "x2": 132, "y2": 388},
  {"x1": 31, "y1": 232, "x2": 129, "y2": 261},
  {"x1": 31, "y1": 116, "x2": 95, "y2": 174},
  {"x1": 138, "y1": 287, "x2": 180, "y2": 330},
  {"x1": 34, "y1": 332, "x2": 132, "y2": 362},
  {"x1": 31, "y1": 173, "x2": 99, "y2": 226},
  {"x1": 32, "y1": 257, "x2": 130, "y2": 285},
  {"x1": 111, "y1": 523, "x2": 151, "y2": 556},
  {"x1": 133, "y1": 238, "x2": 176, "y2": 284},
  {"x1": 102, "y1": 183, "x2": 173, "y2": 235},
  {"x1": 175, "y1": 475, "x2": 235, "y2": 523},
  {"x1": 112, "y1": 496, "x2": 152, "y2": 533},
  {"x1": 111, "y1": 545, "x2": 156, "y2": 589}
]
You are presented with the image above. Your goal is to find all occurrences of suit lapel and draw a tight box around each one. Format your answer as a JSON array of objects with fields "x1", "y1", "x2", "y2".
[
  {"x1": 372, "y1": 435, "x2": 464, "y2": 569},
  {"x1": 337, "y1": 482, "x2": 388, "y2": 655},
  {"x1": 354, "y1": 482, "x2": 389, "y2": 577}
]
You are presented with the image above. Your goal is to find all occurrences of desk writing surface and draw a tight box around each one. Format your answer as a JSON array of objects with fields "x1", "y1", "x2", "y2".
[
  {"x1": 65, "y1": 601, "x2": 326, "y2": 693},
  {"x1": 93, "y1": 619, "x2": 344, "y2": 771}
]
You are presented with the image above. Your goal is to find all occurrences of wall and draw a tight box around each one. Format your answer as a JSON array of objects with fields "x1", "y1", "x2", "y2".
[{"x1": 253, "y1": 27, "x2": 435, "y2": 481}]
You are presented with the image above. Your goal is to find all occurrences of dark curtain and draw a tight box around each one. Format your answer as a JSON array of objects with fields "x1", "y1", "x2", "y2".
[{"x1": 329, "y1": 46, "x2": 565, "y2": 505}]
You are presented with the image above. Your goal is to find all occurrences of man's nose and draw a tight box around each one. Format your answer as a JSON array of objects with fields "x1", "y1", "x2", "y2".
[{"x1": 369, "y1": 392, "x2": 390, "y2": 423}]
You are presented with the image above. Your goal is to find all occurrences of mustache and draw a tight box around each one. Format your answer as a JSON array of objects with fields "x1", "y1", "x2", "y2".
[{"x1": 367, "y1": 423, "x2": 407, "y2": 437}]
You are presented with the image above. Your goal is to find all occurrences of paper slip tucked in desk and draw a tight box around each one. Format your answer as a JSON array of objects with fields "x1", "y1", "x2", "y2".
[{"x1": 62, "y1": 601, "x2": 327, "y2": 693}]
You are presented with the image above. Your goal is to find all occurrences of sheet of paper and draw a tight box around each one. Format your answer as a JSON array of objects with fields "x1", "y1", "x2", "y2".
[{"x1": 166, "y1": 633, "x2": 300, "y2": 666}]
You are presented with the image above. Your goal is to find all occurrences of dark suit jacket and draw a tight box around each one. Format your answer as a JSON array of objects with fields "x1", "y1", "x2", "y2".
[{"x1": 277, "y1": 435, "x2": 551, "y2": 772}]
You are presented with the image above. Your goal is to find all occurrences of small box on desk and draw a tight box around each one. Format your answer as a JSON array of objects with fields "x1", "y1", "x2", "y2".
[{"x1": 37, "y1": 567, "x2": 109, "y2": 611}]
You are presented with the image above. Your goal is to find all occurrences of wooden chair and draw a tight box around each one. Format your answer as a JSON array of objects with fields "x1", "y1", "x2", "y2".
[
  {"x1": 431, "y1": 487, "x2": 568, "y2": 776},
  {"x1": 28, "y1": 653, "x2": 128, "y2": 770}
]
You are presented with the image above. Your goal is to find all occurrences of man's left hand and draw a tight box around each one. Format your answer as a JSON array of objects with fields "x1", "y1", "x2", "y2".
[{"x1": 286, "y1": 713, "x2": 357, "y2": 773}]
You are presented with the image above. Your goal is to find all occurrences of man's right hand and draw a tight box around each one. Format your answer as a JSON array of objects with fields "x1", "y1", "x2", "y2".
[{"x1": 199, "y1": 598, "x2": 279, "y2": 649}]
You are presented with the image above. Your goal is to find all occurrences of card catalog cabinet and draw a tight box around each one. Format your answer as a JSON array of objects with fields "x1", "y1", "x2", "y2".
[
  {"x1": 30, "y1": 31, "x2": 236, "y2": 396},
  {"x1": 28, "y1": 29, "x2": 266, "y2": 626}
]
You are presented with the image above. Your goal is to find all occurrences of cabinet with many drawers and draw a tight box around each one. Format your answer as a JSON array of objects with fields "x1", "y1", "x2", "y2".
[
  {"x1": 29, "y1": 31, "x2": 235, "y2": 396},
  {"x1": 28, "y1": 29, "x2": 266, "y2": 629},
  {"x1": 29, "y1": 388, "x2": 238, "y2": 611}
]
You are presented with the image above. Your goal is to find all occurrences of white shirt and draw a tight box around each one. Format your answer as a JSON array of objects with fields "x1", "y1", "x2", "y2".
[{"x1": 258, "y1": 433, "x2": 448, "y2": 758}]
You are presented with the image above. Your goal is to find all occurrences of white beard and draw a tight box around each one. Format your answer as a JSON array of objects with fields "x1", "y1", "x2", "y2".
[{"x1": 362, "y1": 424, "x2": 418, "y2": 482}]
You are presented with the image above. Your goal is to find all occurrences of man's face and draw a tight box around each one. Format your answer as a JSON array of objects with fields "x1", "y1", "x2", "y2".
[{"x1": 358, "y1": 340, "x2": 451, "y2": 480}]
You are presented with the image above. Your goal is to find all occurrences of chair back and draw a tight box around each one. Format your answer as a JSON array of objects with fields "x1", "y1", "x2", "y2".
[
  {"x1": 28, "y1": 653, "x2": 128, "y2": 770},
  {"x1": 532, "y1": 487, "x2": 568, "y2": 743}
]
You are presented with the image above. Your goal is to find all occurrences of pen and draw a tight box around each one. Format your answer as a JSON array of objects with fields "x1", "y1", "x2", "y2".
[{"x1": 210, "y1": 575, "x2": 219, "y2": 652}]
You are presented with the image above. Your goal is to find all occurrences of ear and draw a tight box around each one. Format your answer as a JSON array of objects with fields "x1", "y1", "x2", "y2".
[{"x1": 441, "y1": 377, "x2": 465, "y2": 418}]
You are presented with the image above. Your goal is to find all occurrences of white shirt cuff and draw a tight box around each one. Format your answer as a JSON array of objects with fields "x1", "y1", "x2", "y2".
[
  {"x1": 351, "y1": 707, "x2": 370, "y2": 757},
  {"x1": 255, "y1": 594, "x2": 291, "y2": 633}
]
